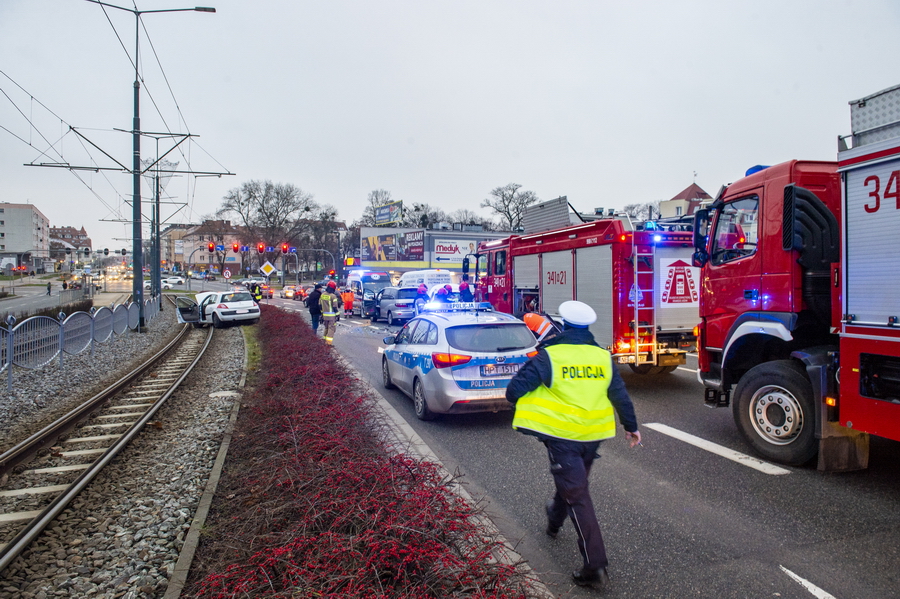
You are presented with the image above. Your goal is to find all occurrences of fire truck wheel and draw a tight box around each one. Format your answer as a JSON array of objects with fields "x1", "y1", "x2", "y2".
[{"x1": 733, "y1": 360, "x2": 817, "y2": 466}]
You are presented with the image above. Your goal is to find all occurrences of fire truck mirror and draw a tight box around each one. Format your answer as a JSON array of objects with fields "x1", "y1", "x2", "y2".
[
  {"x1": 693, "y1": 209, "x2": 710, "y2": 250},
  {"x1": 691, "y1": 250, "x2": 708, "y2": 268}
]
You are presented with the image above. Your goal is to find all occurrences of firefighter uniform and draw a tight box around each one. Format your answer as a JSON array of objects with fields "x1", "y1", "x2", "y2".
[
  {"x1": 506, "y1": 300, "x2": 641, "y2": 588},
  {"x1": 523, "y1": 312, "x2": 560, "y2": 345},
  {"x1": 319, "y1": 282, "x2": 340, "y2": 345}
]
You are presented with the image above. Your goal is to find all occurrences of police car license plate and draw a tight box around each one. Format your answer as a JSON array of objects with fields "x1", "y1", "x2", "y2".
[{"x1": 481, "y1": 363, "x2": 520, "y2": 377}]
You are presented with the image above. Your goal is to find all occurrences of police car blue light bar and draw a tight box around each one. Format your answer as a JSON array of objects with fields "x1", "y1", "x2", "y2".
[{"x1": 421, "y1": 302, "x2": 494, "y2": 312}]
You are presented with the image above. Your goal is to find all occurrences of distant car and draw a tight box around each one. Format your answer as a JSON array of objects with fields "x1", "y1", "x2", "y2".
[
  {"x1": 204, "y1": 274, "x2": 217, "y2": 281},
  {"x1": 280, "y1": 285, "x2": 297, "y2": 299},
  {"x1": 144, "y1": 280, "x2": 172, "y2": 290},
  {"x1": 174, "y1": 289, "x2": 260, "y2": 328},
  {"x1": 381, "y1": 302, "x2": 537, "y2": 420},
  {"x1": 163, "y1": 276, "x2": 185, "y2": 285},
  {"x1": 293, "y1": 286, "x2": 312, "y2": 301},
  {"x1": 374, "y1": 286, "x2": 420, "y2": 325},
  {"x1": 258, "y1": 284, "x2": 274, "y2": 299}
]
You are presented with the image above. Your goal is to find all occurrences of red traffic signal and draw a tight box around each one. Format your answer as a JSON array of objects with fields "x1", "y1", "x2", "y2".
[
  {"x1": 328, "y1": 269, "x2": 335, "y2": 277},
  {"x1": 257, "y1": 242, "x2": 265, "y2": 254},
  {"x1": 281, "y1": 243, "x2": 288, "y2": 254},
  {"x1": 232, "y1": 243, "x2": 240, "y2": 253},
  {"x1": 207, "y1": 242, "x2": 215, "y2": 253}
]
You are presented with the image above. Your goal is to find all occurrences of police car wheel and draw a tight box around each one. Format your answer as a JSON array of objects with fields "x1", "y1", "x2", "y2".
[
  {"x1": 413, "y1": 379, "x2": 436, "y2": 421},
  {"x1": 382, "y1": 357, "x2": 396, "y2": 389}
]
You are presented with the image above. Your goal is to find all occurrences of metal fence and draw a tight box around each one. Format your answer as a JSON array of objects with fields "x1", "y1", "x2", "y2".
[{"x1": 1, "y1": 295, "x2": 161, "y2": 390}]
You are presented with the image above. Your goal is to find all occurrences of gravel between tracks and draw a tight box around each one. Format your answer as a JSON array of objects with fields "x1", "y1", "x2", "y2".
[{"x1": 0, "y1": 307, "x2": 246, "y2": 598}]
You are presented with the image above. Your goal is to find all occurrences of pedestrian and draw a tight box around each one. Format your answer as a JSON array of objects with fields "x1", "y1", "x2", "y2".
[
  {"x1": 341, "y1": 288, "x2": 355, "y2": 317},
  {"x1": 306, "y1": 283, "x2": 323, "y2": 333},
  {"x1": 319, "y1": 281, "x2": 340, "y2": 345},
  {"x1": 62, "y1": 280, "x2": 68, "y2": 291},
  {"x1": 523, "y1": 312, "x2": 560, "y2": 346},
  {"x1": 46, "y1": 281, "x2": 51, "y2": 296},
  {"x1": 505, "y1": 300, "x2": 642, "y2": 588},
  {"x1": 458, "y1": 281, "x2": 474, "y2": 302}
]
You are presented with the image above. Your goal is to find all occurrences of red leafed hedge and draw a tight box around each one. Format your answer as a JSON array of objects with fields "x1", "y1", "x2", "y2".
[{"x1": 188, "y1": 305, "x2": 538, "y2": 598}]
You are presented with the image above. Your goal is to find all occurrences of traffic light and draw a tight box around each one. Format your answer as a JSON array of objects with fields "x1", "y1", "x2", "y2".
[
  {"x1": 65, "y1": 248, "x2": 71, "y2": 255},
  {"x1": 207, "y1": 242, "x2": 215, "y2": 253},
  {"x1": 257, "y1": 242, "x2": 265, "y2": 254},
  {"x1": 328, "y1": 269, "x2": 335, "y2": 277},
  {"x1": 83, "y1": 248, "x2": 90, "y2": 257},
  {"x1": 121, "y1": 249, "x2": 127, "y2": 256},
  {"x1": 104, "y1": 248, "x2": 109, "y2": 256},
  {"x1": 344, "y1": 257, "x2": 354, "y2": 266},
  {"x1": 281, "y1": 243, "x2": 288, "y2": 254},
  {"x1": 232, "y1": 242, "x2": 240, "y2": 253}
]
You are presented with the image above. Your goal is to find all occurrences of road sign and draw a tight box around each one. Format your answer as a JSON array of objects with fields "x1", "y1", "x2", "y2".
[
  {"x1": 259, "y1": 261, "x2": 277, "y2": 277},
  {"x1": 223, "y1": 269, "x2": 232, "y2": 279}
]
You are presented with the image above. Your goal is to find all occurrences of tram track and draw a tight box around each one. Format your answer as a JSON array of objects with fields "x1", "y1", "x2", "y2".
[{"x1": 0, "y1": 322, "x2": 214, "y2": 573}]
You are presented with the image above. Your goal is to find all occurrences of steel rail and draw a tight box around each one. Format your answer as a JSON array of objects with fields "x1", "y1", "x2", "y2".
[
  {"x1": 0, "y1": 322, "x2": 190, "y2": 478},
  {"x1": 0, "y1": 324, "x2": 214, "y2": 573}
]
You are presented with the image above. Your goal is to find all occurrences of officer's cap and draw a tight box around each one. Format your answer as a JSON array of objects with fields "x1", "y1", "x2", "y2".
[{"x1": 558, "y1": 301, "x2": 596, "y2": 328}]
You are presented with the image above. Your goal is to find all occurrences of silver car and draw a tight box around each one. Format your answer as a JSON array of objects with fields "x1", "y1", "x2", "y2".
[
  {"x1": 381, "y1": 303, "x2": 537, "y2": 420},
  {"x1": 374, "y1": 286, "x2": 420, "y2": 325}
]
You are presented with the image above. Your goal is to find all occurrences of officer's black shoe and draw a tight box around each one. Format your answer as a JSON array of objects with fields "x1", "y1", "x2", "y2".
[{"x1": 572, "y1": 567, "x2": 609, "y2": 587}]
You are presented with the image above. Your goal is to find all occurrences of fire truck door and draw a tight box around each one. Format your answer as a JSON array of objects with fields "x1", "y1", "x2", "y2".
[
  {"x1": 576, "y1": 245, "x2": 613, "y2": 348},
  {"x1": 704, "y1": 195, "x2": 762, "y2": 348},
  {"x1": 541, "y1": 250, "x2": 574, "y2": 317}
]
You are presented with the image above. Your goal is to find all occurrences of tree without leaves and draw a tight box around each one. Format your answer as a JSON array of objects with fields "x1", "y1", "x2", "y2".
[
  {"x1": 480, "y1": 183, "x2": 539, "y2": 231},
  {"x1": 359, "y1": 189, "x2": 394, "y2": 226},
  {"x1": 218, "y1": 180, "x2": 318, "y2": 249},
  {"x1": 622, "y1": 201, "x2": 661, "y2": 221}
]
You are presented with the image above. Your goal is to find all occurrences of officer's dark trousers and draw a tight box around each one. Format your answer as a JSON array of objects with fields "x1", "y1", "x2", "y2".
[{"x1": 544, "y1": 438, "x2": 608, "y2": 570}]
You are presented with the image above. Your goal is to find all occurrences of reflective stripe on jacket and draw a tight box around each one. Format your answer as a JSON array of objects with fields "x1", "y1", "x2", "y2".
[
  {"x1": 512, "y1": 344, "x2": 616, "y2": 441},
  {"x1": 320, "y1": 291, "x2": 339, "y2": 317}
]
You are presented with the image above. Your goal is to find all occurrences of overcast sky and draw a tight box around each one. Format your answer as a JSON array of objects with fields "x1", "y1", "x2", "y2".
[{"x1": 1, "y1": 0, "x2": 898, "y2": 250}]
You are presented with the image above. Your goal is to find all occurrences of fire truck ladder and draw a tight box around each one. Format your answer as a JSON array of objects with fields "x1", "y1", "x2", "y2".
[{"x1": 631, "y1": 241, "x2": 657, "y2": 366}]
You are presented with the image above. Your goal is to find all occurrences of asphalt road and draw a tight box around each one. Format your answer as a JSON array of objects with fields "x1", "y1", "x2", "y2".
[{"x1": 225, "y1": 294, "x2": 900, "y2": 598}]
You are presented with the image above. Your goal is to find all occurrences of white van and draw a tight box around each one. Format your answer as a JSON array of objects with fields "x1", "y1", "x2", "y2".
[{"x1": 397, "y1": 269, "x2": 459, "y2": 289}]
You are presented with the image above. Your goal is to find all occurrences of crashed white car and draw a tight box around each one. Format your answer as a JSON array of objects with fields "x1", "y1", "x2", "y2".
[{"x1": 175, "y1": 290, "x2": 260, "y2": 328}]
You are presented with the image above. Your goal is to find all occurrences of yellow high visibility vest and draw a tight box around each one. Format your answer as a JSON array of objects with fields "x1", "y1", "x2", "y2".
[
  {"x1": 320, "y1": 291, "x2": 338, "y2": 317},
  {"x1": 512, "y1": 344, "x2": 616, "y2": 441}
]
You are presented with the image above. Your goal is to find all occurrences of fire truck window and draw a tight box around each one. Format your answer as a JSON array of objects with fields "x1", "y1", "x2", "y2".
[
  {"x1": 495, "y1": 250, "x2": 507, "y2": 276},
  {"x1": 711, "y1": 197, "x2": 759, "y2": 266},
  {"x1": 478, "y1": 255, "x2": 489, "y2": 278}
]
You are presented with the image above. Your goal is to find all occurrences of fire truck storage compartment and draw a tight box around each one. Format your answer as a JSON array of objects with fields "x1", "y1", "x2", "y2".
[
  {"x1": 576, "y1": 245, "x2": 614, "y2": 348},
  {"x1": 844, "y1": 159, "x2": 900, "y2": 326},
  {"x1": 513, "y1": 255, "x2": 540, "y2": 288},
  {"x1": 654, "y1": 246, "x2": 701, "y2": 334},
  {"x1": 541, "y1": 250, "x2": 574, "y2": 316},
  {"x1": 859, "y1": 353, "x2": 900, "y2": 402}
]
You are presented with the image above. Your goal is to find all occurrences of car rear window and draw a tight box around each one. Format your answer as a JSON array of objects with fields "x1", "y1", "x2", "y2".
[
  {"x1": 223, "y1": 292, "x2": 253, "y2": 302},
  {"x1": 445, "y1": 324, "x2": 535, "y2": 352},
  {"x1": 397, "y1": 289, "x2": 419, "y2": 299}
]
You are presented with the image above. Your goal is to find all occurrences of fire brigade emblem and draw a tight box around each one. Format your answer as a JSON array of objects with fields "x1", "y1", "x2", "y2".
[{"x1": 661, "y1": 259, "x2": 699, "y2": 305}]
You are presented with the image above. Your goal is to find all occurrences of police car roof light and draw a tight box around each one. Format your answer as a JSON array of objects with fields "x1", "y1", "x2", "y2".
[{"x1": 421, "y1": 301, "x2": 494, "y2": 313}]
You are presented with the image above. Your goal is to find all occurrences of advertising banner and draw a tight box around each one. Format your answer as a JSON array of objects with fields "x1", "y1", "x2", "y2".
[
  {"x1": 361, "y1": 233, "x2": 397, "y2": 262},
  {"x1": 375, "y1": 201, "x2": 403, "y2": 225},
  {"x1": 431, "y1": 238, "x2": 478, "y2": 265},
  {"x1": 397, "y1": 230, "x2": 424, "y2": 261},
  {"x1": 174, "y1": 239, "x2": 184, "y2": 255}
]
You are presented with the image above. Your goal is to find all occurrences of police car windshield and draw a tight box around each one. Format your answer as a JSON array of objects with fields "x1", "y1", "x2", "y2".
[{"x1": 445, "y1": 324, "x2": 535, "y2": 352}]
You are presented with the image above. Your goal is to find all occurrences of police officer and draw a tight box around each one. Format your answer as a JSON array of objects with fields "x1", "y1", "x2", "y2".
[
  {"x1": 306, "y1": 283, "x2": 323, "y2": 333},
  {"x1": 319, "y1": 281, "x2": 340, "y2": 345},
  {"x1": 506, "y1": 300, "x2": 641, "y2": 588}
]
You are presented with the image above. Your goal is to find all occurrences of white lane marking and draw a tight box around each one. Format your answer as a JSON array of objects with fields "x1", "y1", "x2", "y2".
[
  {"x1": 644, "y1": 423, "x2": 791, "y2": 475},
  {"x1": 677, "y1": 366, "x2": 697, "y2": 373},
  {"x1": 780, "y1": 566, "x2": 837, "y2": 599},
  {"x1": 377, "y1": 347, "x2": 384, "y2": 354}
]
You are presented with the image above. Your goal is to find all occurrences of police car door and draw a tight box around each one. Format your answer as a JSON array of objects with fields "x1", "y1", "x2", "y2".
[{"x1": 389, "y1": 319, "x2": 420, "y2": 394}]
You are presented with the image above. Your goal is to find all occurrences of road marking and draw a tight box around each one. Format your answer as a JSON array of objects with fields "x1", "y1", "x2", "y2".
[
  {"x1": 377, "y1": 347, "x2": 384, "y2": 353},
  {"x1": 644, "y1": 423, "x2": 791, "y2": 475},
  {"x1": 780, "y1": 566, "x2": 837, "y2": 599},
  {"x1": 677, "y1": 366, "x2": 697, "y2": 373}
]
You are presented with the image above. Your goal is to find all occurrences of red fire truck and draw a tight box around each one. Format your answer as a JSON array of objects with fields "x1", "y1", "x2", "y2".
[
  {"x1": 692, "y1": 84, "x2": 900, "y2": 471},
  {"x1": 473, "y1": 218, "x2": 698, "y2": 374}
]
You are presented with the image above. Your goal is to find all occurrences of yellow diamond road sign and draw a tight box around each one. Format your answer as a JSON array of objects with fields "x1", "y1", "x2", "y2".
[{"x1": 260, "y1": 261, "x2": 277, "y2": 277}]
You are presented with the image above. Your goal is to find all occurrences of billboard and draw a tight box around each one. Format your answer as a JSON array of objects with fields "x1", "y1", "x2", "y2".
[
  {"x1": 431, "y1": 238, "x2": 478, "y2": 265},
  {"x1": 375, "y1": 201, "x2": 403, "y2": 225},
  {"x1": 361, "y1": 229, "x2": 425, "y2": 263}
]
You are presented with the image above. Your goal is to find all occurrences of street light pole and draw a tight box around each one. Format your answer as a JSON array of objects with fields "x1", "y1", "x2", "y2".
[{"x1": 86, "y1": 1, "x2": 215, "y2": 329}]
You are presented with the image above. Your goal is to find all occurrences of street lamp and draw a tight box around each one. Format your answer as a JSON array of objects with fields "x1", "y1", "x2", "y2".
[{"x1": 86, "y1": 1, "x2": 216, "y2": 329}]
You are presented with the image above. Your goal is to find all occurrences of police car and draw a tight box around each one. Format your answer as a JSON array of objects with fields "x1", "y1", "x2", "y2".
[{"x1": 382, "y1": 302, "x2": 537, "y2": 420}]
